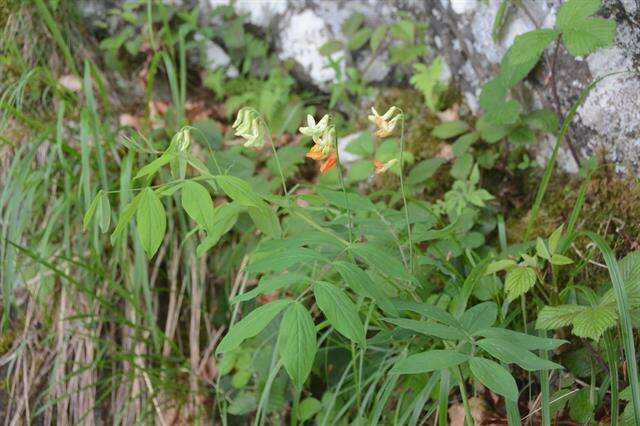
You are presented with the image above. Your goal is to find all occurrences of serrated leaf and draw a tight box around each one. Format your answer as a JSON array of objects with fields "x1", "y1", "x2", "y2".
[
  {"x1": 477, "y1": 338, "x2": 563, "y2": 371},
  {"x1": 572, "y1": 304, "x2": 617, "y2": 340},
  {"x1": 277, "y1": 303, "x2": 317, "y2": 389},
  {"x1": 136, "y1": 188, "x2": 166, "y2": 257},
  {"x1": 216, "y1": 299, "x2": 291, "y2": 354},
  {"x1": 432, "y1": 121, "x2": 470, "y2": 139},
  {"x1": 536, "y1": 305, "x2": 587, "y2": 330},
  {"x1": 500, "y1": 29, "x2": 558, "y2": 87},
  {"x1": 556, "y1": 0, "x2": 615, "y2": 57},
  {"x1": 562, "y1": 18, "x2": 616, "y2": 56},
  {"x1": 181, "y1": 181, "x2": 215, "y2": 231},
  {"x1": 313, "y1": 282, "x2": 365, "y2": 345},
  {"x1": 390, "y1": 350, "x2": 468, "y2": 374},
  {"x1": 469, "y1": 357, "x2": 519, "y2": 401},
  {"x1": 505, "y1": 266, "x2": 537, "y2": 301}
]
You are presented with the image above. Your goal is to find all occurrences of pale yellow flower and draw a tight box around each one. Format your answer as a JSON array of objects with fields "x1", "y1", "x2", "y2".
[{"x1": 368, "y1": 106, "x2": 402, "y2": 138}]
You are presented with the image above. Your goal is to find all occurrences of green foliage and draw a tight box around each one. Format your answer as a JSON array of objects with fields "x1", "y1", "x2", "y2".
[
  {"x1": 5, "y1": 0, "x2": 635, "y2": 424},
  {"x1": 410, "y1": 57, "x2": 446, "y2": 112}
]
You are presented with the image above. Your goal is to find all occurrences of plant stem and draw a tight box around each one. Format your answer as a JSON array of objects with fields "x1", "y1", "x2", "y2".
[
  {"x1": 334, "y1": 133, "x2": 354, "y2": 244},
  {"x1": 603, "y1": 330, "x2": 619, "y2": 425},
  {"x1": 398, "y1": 112, "x2": 413, "y2": 273},
  {"x1": 455, "y1": 366, "x2": 475, "y2": 426},
  {"x1": 539, "y1": 331, "x2": 551, "y2": 426},
  {"x1": 268, "y1": 133, "x2": 288, "y2": 196}
]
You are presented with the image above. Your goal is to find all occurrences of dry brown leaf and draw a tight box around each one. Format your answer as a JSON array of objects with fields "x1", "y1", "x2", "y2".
[{"x1": 448, "y1": 397, "x2": 490, "y2": 426}]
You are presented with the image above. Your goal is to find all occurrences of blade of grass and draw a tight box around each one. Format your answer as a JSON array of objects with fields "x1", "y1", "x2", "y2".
[{"x1": 581, "y1": 231, "x2": 640, "y2": 425}]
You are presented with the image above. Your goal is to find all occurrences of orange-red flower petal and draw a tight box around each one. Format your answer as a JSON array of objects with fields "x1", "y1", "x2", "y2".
[{"x1": 320, "y1": 152, "x2": 337, "y2": 173}]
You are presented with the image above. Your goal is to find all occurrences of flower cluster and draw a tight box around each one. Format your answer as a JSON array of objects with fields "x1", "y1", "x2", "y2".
[
  {"x1": 368, "y1": 106, "x2": 402, "y2": 138},
  {"x1": 369, "y1": 106, "x2": 403, "y2": 175},
  {"x1": 232, "y1": 107, "x2": 268, "y2": 149},
  {"x1": 299, "y1": 114, "x2": 337, "y2": 173}
]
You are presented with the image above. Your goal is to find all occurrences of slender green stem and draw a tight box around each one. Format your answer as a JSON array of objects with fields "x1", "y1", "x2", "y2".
[
  {"x1": 397, "y1": 112, "x2": 413, "y2": 273},
  {"x1": 268, "y1": 133, "x2": 288, "y2": 196},
  {"x1": 603, "y1": 330, "x2": 619, "y2": 425},
  {"x1": 334, "y1": 132, "x2": 354, "y2": 244},
  {"x1": 455, "y1": 366, "x2": 475, "y2": 426},
  {"x1": 539, "y1": 331, "x2": 551, "y2": 426},
  {"x1": 290, "y1": 387, "x2": 300, "y2": 426}
]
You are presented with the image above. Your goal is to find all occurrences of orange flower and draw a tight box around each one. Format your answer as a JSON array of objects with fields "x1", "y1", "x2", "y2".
[
  {"x1": 306, "y1": 144, "x2": 325, "y2": 160},
  {"x1": 320, "y1": 152, "x2": 337, "y2": 173}
]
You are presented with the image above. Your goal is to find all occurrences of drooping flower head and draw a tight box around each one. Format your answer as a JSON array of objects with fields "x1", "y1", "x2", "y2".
[
  {"x1": 368, "y1": 106, "x2": 402, "y2": 138},
  {"x1": 232, "y1": 107, "x2": 267, "y2": 148},
  {"x1": 299, "y1": 114, "x2": 330, "y2": 143},
  {"x1": 171, "y1": 127, "x2": 192, "y2": 152},
  {"x1": 300, "y1": 114, "x2": 337, "y2": 173}
]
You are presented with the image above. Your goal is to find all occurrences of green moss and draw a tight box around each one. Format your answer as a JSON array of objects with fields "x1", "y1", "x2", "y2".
[{"x1": 506, "y1": 161, "x2": 640, "y2": 253}]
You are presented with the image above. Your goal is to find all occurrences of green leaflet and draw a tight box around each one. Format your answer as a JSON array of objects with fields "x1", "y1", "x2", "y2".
[
  {"x1": 469, "y1": 357, "x2": 519, "y2": 402},
  {"x1": 383, "y1": 317, "x2": 467, "y2": 341},
  {"x1": 556, "y1": 0, "x2": 616, "y2": 57},
  {"x1": 536, "y1": 305, "x2": 587, "y2": 329},
  {"x1": 181, "y1": 180, "x2": 215, "y2": 231},
  {"x1": 571, "y1": 304, "x2": 618, "y2": 340},
  {"x1": 333, "y1": 261, "x2": 397, "y2": 315},
  {"x1": 459, "y1": 302, "x2": 497, "y2": 334},
  {"x1": 390, "y1": 350, "x2": 468, "y2": 375},
  {"x1": 431, "y1": 120, "x2": 469, "y2": 139},
  {"x1": 313, "y1": 282, "x2": 365, "y2": 345},
  {"x1": 277, "y1": 303, "x2": 317, "y2": 389},
  {"x1": 505, "y1": 266, "x2": 537, "y2": 302},
  {"x1": 477, "y1": 338, "x2": 563, "y2": 371},
  {"x1": 349, "y1": 243, "x2": 412, "y2": 282},
  {"x1": 216, "y1": 299, "x2": 291, "y2": 354},
  {"x1": 473, "y1": 327, "x2": 567, "y2": 351},
  {"x1": 136, "y1": 187, "x2": 166, "y2": 257}
]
